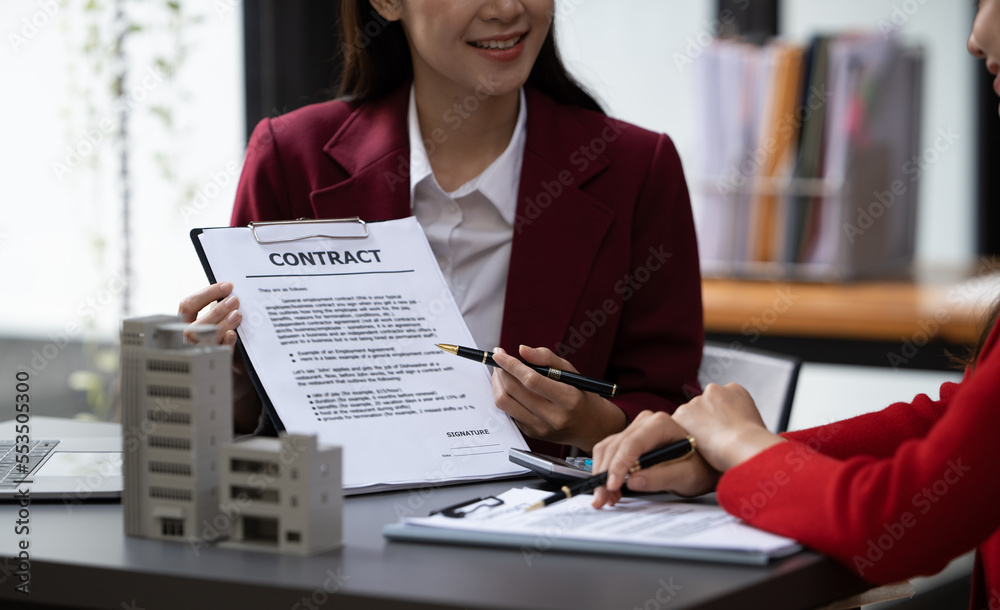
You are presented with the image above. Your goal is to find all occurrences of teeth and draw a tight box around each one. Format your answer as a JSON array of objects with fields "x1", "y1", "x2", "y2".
[{"x1": 472, "y1": 35, "x2": 521, "y2": 50}]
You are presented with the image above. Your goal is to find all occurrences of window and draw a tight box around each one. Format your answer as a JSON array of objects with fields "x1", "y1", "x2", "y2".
[
  {"x1": 149, "y1": 486, "x2": 193, "y2": 501},
  {"x1": 148, "y1": 461, "x2": 192, "y2": 476},
  {"x1": 230, "y1": 458, "x2": 279, "y2": 477},
  {"x1": 148, "y1": 436, "x2": 191, "y2": 451},
  {"x1": 161, "y1": 518, "x2": 185, "y2": 537},
  {"x1": 230, "y1": 485, "x2": 279, "y2": 503},
  {"x1": 242, "y1": 517, "x2": 279, "y2": 544}
]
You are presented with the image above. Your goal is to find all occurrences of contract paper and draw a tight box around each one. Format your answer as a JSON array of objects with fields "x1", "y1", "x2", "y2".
[
  {"x1": 195, "y1": 217, "x2": 529, "y2": 492},
  {"x1": 390, "y1": 487, "x2": 801, "y2": 563}
]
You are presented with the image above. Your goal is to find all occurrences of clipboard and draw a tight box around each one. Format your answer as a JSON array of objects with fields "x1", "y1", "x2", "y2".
[
  {"x1": 191, "y1": 218, "x2": 370, "y2": 434},
  {"x1": 189, "y1": 216, "x2": 530, "y2": 493}
]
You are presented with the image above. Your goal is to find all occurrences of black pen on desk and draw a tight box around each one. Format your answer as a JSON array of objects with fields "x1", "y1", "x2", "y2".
[
  {"x1": 525, "y1": 436, "x2": 697, "y2": 512},
  {"x1": 436, "y1": 343, "x2": 618, "y2": 398}
]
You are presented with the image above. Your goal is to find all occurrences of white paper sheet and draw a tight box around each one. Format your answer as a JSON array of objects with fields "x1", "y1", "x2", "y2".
[
  {"x1": 401, "y1": 487, "x2": 800, "y2": 558},
  {"x1": 196, "y1": 217, "x2": 529, "y2": 492}
]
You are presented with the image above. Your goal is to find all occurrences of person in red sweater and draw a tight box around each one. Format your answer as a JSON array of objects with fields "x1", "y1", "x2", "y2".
[{"x1": 592, "y1": 3, "x2": 1000, "y2": 607}]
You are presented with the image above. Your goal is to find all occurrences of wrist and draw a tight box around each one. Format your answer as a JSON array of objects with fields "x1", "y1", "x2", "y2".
[
  {"x1": 576, "y1": 399, "x2": 627, "y2": 452},
  {"x1": 718, "y1": 428, "x2": 784, "y2": 471}
]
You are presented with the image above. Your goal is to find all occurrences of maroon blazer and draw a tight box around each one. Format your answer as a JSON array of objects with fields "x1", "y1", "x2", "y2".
[{"x1": 232, "y1": 84, "x2": 704, "y2": 455}]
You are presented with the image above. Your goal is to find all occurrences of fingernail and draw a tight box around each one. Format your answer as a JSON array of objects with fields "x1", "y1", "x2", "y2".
[
  {"x1": 628, "y1": 475, "x2": 646, "y2": 490},
  {"x1": 220, "y1": 282, "x2": 233, "y2": 292},
  {"x1": 224, "y1": 295, "x2": 238, "y2": 308},
  {"x1": 227, "y1": 310, "x2": 241, "y2": 323}
]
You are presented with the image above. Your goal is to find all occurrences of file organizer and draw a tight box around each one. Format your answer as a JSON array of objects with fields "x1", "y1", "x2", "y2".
[{"x1": 691, "y1": 37, "x2": 924, "y2": 281}]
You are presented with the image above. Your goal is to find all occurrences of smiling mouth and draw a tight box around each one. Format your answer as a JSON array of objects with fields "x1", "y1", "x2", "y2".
[{"x1": 470, "y1": 35, "x2": 523, "y2": 50}]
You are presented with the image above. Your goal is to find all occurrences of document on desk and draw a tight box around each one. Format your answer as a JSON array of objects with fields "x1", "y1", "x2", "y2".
[
  {"x1": 193, "y1": 217, "x2": 529, "y2": 493},
  {"x1": 384, "y1": 487, "x2": 802, "y2": 565}
]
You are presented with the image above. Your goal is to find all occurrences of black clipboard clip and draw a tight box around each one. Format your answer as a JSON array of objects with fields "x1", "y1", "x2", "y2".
[
  {"x1": 249, "y1": 217, "x2": 370, "y2": 244},
  {"x1": 430, "y1": 496, "x2": 505, "y2": 519}
]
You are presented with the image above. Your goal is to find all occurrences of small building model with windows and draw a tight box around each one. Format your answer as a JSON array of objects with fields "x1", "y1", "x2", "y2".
[
  {"x1": 120, "y1": 314, "x2": 233, "y2": 542},
  {"x1": 220, "y1": 433, "x2": 342, "y2": 555}
]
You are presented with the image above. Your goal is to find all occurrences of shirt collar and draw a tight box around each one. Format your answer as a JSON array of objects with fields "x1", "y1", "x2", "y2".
[{"x1": 408, "y1": 85, "x2": 526, "y2": 226}]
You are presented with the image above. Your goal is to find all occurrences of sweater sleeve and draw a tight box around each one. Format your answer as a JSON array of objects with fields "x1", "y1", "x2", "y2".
[
  {"x1": 779, "y1": 379, "x2": 960, "y2": 460},
  {"x1": 717, "y1": 356, "x2": 1000, "y2": 584}
]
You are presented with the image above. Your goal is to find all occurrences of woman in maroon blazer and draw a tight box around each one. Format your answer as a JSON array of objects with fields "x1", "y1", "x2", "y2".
[
  {"x1": 181, "y1": 0, "x2": 703, "y2": 456},
  {"x1": 593, "y1": 4, "x2": 1000, "y2": 605}
]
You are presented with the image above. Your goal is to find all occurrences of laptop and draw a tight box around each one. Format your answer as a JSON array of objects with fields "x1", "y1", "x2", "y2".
[{"x1": 0, "y1": 417, "x2": 122, "y2": 501}]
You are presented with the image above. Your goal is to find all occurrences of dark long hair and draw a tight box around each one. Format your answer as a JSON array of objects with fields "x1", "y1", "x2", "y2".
[{"x1": 335, "y1": 0, "x2": 603, "y2": 113}]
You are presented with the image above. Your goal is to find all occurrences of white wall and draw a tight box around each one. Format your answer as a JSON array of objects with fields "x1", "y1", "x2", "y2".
[
  {"x1": 555, "y1": 0, "x2": 716, "y2": 172},
  {"x1": 557, "y1": 0, "x2": 977, "y2": 267}
]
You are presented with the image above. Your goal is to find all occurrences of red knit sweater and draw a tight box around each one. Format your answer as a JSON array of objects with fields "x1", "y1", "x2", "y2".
[{"x1": 717, "y1": 323, "x2": 1000, "y2": 610}]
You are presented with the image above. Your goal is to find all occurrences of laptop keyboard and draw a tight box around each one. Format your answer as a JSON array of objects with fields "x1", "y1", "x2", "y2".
[{"x1": 0, "y1": 440, "x2": 59, "y2": 489}]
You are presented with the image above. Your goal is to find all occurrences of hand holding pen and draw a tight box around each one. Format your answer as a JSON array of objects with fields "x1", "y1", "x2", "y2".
[
  {"x1": 437, "y1": 344, "x2": 617, "y2": 397},
  {"x1": 592, "y1": 411, "x2": 723, "y2": 508},
  {"x1": 438, "y1": 343, "x2": 630, "y2": 451},
  {"x1": 527, "y1": 436, "x2": 697, "y2": 511}
]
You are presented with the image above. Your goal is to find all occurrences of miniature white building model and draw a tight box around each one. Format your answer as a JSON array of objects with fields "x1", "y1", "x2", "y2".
[
  {"x1": 221, "y1": 433, "x2": 342, "y2": 554},
  {"x1": 120, "y1": 315, "x2": 233, "y2": 541}
]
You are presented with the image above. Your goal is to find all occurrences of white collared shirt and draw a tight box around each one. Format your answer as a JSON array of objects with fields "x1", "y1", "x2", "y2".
[{"x1": 408, "y1": 86, "x2": 526, "y2": 351}]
